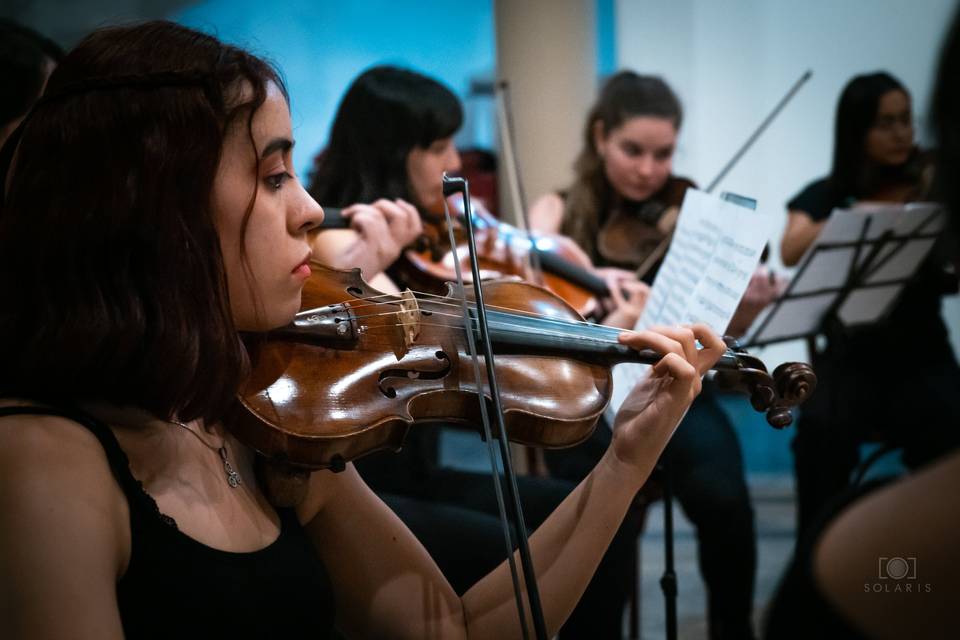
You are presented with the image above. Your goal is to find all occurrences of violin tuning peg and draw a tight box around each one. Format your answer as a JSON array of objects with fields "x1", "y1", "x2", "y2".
[
  {"x1": 749, "y1": 385, "x2": 777, "y2": 412},
  {"x1": 765, "y1": 407, "x2": 793, "y2": 429}
]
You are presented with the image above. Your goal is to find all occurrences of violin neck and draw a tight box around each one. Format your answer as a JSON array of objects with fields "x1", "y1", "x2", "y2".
[
  {"x1": 481, "y1": 309, "x2": 740, "y2": 371},
  {"x1": 318, "y1": 207, "x2": 349, "y2": 229},
  {"x1": 533, "y1": 249, "x2": 611, "y2": 298}
]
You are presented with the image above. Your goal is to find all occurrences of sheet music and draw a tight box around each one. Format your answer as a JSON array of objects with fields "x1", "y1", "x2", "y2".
[{"x1": 608, "y1": 189, "x2": 776, "y2": 418}]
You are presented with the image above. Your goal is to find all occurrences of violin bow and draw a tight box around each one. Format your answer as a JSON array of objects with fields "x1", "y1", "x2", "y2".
[
  {"x1": 495, "y1": 79, "x2": 545, "y2": 284},
  {"x1": 634, "y1": 69, "x2": 813, "y2": 280},
  {"x1": 441, "y1": 174, "x2": 549, "y2": 640}
]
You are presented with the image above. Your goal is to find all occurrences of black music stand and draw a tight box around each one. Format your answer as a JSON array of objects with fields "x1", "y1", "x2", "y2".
[{"x1": 746, "y1": 203, "x2": 946, "y2": 348}]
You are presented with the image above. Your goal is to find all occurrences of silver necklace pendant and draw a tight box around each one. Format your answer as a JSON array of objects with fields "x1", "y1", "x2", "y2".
[{"x1": 218, "y1": 446, "x2": 242, "y2": 488}]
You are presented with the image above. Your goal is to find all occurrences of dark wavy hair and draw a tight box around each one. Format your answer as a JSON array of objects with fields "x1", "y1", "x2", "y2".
[
  {"x1": 307, "y1": 65, "x2": 462, "y2": 208},
  {"x1": 561, "y1": 71, "x2": 682, "y2": 260},
  {"x1": 0, "y1": 21, "x2": 285, "y2": 424},
  {"x1": 828, "y1": 71, "x2": 917, "y2": 199}
]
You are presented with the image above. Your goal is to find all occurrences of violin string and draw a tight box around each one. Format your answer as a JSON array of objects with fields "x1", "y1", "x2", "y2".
[
  {"x1": 304, "y1": 290, "x2": 640, "y2": 349},
  {"x1": 305, "y1": 280, "x2": 604, "y2": 329},
  {"x1": 338, "y1": 308, "x2": 636, "y2": 349},
  {"x1": 341, "y1": 304, "x2": 623, "y2": 341},
  {"x1": 305, "y1": 288, "x2": 621, "y2": 335}
]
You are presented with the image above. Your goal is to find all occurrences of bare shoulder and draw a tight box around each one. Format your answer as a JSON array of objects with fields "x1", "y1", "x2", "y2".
[
  {"x1": 0, "y1": 404, "x2": 130, "y2": 544},
  {"x1": 0, "y1": 404, "x2": 129, "y2": 637},
  {"x1": 529, "y1": 192, "x2": 566, "y2": 234},
  {"x1": 0, "y1": 404, "x2": 129, "y2": 566},
  {"x1": 0, "y1": 402, "x2": 125, "y2": 489},
  {"x1": 814, "y1": 451, "x2": 960, "y2": 638}
]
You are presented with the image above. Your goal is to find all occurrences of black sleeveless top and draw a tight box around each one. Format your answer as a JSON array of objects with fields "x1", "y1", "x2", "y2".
[{"x1": 0, "y1": 405, "x2": 336, "y2": 639}]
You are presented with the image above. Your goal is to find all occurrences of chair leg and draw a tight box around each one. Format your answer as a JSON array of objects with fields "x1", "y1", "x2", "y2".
[
  {"x1": 628, "y1": 539, "x2": 641, "y2": 638},
  {"x1": 628, "y1": 495, "x2": 655, "y2": 640}
]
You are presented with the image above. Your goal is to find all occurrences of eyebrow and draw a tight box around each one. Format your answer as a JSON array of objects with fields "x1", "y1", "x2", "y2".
[{"x1": 260, "y1": 137, "x2": 293, "y2": 159}]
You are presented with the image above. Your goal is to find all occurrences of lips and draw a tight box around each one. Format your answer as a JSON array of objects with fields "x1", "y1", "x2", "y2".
[
  {"x1": 292, "y1": 251, "x2": 312, "y2": 272},
  {"x1": 291, "y1": 252, "x2": 313, "y2": 278}
]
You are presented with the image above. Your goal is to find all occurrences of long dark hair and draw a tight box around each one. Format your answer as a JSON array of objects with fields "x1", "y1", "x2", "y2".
[
  {"x1": 308, "y1": 65, "x2": 462, "y2": 208},
  {"x1": 828, "y1": 71, "x2": 915, "y2": 198},
  {"x1": 0, "y1": 21, "x2": 284, "y2": 425},
  {"x1": 561, "y1": 71, "x2": 682, "y2": 260}
]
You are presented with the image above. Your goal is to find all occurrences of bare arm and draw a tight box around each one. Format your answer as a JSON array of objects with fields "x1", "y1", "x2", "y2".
[
  {"x1": 814, "y1": 450, "x2": 960, "y2": 638},
  {"x1": 781, "y1": 209, "x2": 827, "y2": 266},
  {"x1": 528, "y1": 192, "x2": 595, "y2": 268},
  {"x1": 298, "y1": 325, "x2": 724, "y2": 639},
  {"x1": 0, "y1": 413, "x2": 128, "y2": 639},
  {"x1": 528, "y1": 192, "x2": 565, "y2": 235}
]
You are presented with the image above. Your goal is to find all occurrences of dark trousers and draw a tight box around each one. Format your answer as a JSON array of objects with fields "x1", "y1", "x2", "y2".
[
  {"x1": 358, "y1": 436, "x2": 641, "y2": 638},
  {"x1": 793, "y1": 349, "x2": 960, "y2": 534},
  {"x1": 546, "y1": 384, "x2": 757, "y2": 640}
]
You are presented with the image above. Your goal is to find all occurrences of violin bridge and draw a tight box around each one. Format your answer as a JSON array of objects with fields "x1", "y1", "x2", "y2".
[{"x1": 395, "y1": 289, "x2": 422, "y2": 353}]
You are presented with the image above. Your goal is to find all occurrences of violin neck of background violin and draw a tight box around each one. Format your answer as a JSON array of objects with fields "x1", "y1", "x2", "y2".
[
  {"x1": 318, "y1": 207, "x2": 349, "y2": 229},
  {"x1": 533, "y1": 249, "x2": 611, "y2": 298}
]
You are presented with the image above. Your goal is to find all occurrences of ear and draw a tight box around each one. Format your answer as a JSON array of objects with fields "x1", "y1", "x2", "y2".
[{"x1": 591, "y1": 120, "x2": 607, "y2": 157}]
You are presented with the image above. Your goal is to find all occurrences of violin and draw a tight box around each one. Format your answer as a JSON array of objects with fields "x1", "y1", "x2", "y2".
[
  {"x1": 396, "y1": 201, "x2": 614, "y2": 317},
  {"x1": 234, "y1": 263, "x2": 816, "y2": 487},
  {"x1": 855, "y1": 148, "x2": 933, "y2": 204},
  {"x1": 595, "y1": 176, "x2": 694, "y2": 271},
  {"x1": 320, "y1": 202, "x2": 616, "y2": 318}
]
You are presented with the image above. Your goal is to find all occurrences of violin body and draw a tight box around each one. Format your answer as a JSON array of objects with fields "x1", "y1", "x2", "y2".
[
  {"x1": 595, "y1": 176, "x2": 694, "y2": 270},
  {"x1": 235, "y1": 263, "x2": 612, "y2": 471}
]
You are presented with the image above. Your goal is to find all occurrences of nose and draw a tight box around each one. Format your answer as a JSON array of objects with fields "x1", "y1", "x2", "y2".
[
  {"x1": 635, "y1": 154, "x2": 655, "y2": 178},
  {"x1": 893, "y1": 121, "x2": 913, "y2": 144},
  {"x1": 447, "y1": 146, "x2": 462, "y2": 173},
  {"x1": 292, "y1": 182, "x2": 325, "y2": 234}
]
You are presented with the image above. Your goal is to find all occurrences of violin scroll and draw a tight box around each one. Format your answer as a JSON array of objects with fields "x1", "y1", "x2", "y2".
[{"x1": 712, "y1": 342, "x2": 817, "y2": 429}]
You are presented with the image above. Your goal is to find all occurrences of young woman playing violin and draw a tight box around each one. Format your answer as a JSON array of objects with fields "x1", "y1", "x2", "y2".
[
  {"x1": 0, "y1": 23, "x2": 726, "y2": 639},
  {"x1": 766, "y1": 50, "x2": 960, "y2": 637},
  {"x1": 529, "y1": 71, "x2": 760, "y2": 640},
  {"x1": 310, "y1": 67, "x2": 649, "y2": 330},
  {"x1": 308, "y1": 65, "x2": 646, "y2": 638},
  {"x1": 780, "y1": 71, "x2": 960, "y2": 536}
]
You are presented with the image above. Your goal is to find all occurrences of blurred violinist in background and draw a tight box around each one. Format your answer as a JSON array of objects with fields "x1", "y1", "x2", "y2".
[
  {"x1": 308, "y1": 65, "x2": 642, "y2": 638},
  {"x1": 529, "y1": 70, "x2": 770, "y2": 640},
  {"x1": 765, "y1": 17, "x2": 960, "y2": 636},
  {"x1": 781, "y1": 71, "x2": 960, "y2": 535}
]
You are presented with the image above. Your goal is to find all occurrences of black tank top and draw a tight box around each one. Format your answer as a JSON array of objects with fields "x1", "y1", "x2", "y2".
[{"x1": 0, "y1": 405, "x2": 336, "y2": 638}]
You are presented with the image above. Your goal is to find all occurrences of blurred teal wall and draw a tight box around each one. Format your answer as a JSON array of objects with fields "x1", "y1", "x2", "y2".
[{"x1": 172, "y1": 0, "x2": 495, "y2": 177}]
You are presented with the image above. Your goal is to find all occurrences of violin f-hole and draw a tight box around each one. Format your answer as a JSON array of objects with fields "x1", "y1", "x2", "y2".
[{"x1": 377, "y1": 350, "x2": 452, "y2": 398}]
